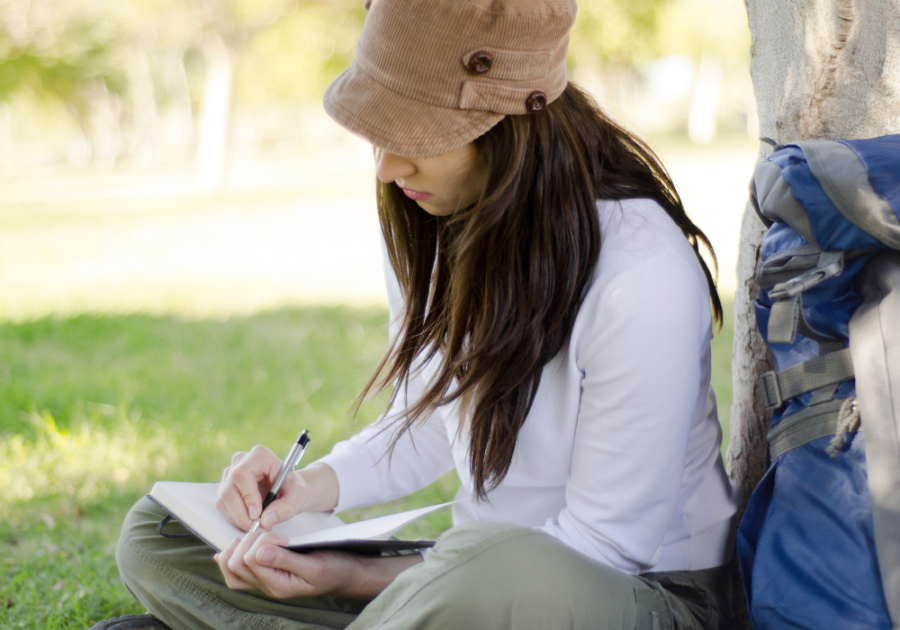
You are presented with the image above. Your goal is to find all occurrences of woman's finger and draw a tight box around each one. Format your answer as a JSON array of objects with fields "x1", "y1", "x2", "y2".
[
  {"x1": 253, "y1": 544, "x2": 311, "y2": 576},
  {"x1": 241, "y1": 535, "x2": 323, "y2": 599},
  {"x1": 244, "y1": 535, "x2": 364, "y2": 600},
  {"x1": 216, "y1": 482, "x2": 255, "y2": 531},
  {"x1": 229, "y1": 464, "x2": 266, "y2": 521},
  {"x1": 215, "y1": 538, "x2": 255, "y2": 591},
  {"x1": 216, "y1": 445, "x2": 283, "y2": 530},
  {"x1": 226, "y1": 531, "x2": 267, "y2": 588},
  {"x1": 257, "y1": 473, "x2": 308, "y2": 530}
]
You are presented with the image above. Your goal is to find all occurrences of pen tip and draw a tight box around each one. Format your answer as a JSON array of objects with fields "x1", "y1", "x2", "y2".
[{"x1": 298, "y1": 430, "x2": 310, "y2": 446}]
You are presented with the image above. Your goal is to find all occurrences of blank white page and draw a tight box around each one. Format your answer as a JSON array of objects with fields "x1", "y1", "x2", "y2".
[{"x1": 150, "y1": 481, "x2": 343, "y2": 552}]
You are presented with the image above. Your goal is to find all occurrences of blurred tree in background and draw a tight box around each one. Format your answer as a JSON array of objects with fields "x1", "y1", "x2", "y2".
[
  {"x1": 0, "y1": 0, "x2": 749, "y2": 186},
  {"x1": 570, "y1": 0, "x2": 750, "y2": 143}
]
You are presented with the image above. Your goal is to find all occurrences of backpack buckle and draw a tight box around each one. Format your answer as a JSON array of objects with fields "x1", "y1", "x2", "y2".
[
  {"x1": 759, "y1": 370, "x2": 783, "y2": 410},
  {"x1": 769, "y1": 254, "x2": 843, "y2": 300}
]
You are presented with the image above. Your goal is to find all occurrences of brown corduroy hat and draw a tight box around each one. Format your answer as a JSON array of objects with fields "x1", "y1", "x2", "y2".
[{"x1": 324, "y1": 0, "x2": 577, "y2": 157}]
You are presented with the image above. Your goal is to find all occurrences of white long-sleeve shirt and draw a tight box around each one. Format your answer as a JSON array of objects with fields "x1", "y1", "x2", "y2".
[{"x1": 318, "y1": 198, "x2": 739, "y2": 574}]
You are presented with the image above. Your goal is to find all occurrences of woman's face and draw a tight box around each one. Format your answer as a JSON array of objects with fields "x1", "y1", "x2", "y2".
[{"x1": 375, "y1": 143, "x2": 487, "y2": 216}]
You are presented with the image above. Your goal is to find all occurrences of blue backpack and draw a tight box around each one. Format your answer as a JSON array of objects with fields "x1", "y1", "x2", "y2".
[{"x1": 737, "y1": 135, "x2": 900, "y2": 629}]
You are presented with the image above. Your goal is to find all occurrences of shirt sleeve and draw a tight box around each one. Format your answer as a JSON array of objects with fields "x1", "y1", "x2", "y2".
[
  {"x1": 315, "y1": 238, "x2": 456, "y2": 513},
  {"x1": 539, "y1": 252, "x2": 711, "y2": 573}
]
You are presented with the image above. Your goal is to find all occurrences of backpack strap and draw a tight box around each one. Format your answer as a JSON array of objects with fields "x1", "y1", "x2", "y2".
[
  {"x1": 759, "y1": 348, "x2": 854, "y2": 410},
  {"x1": 849, "y1": 250, "x2": 900, "y2": 625},
  {"x1": 767, "y1": 397, "x2": 860, "y2": 461}
]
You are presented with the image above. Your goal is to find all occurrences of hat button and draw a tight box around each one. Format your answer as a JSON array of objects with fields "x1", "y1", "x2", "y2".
[
  {"x1": 467, "y1": 52, "x2": 493, "y2": 74},
  {"x1": 526, "y1": 91, "x2": 547, "y2": 113}
]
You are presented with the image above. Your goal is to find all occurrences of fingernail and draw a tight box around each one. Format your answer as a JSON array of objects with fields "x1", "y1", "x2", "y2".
[
  {"x1": 262, "y1": 513, "x2": 278, "y2": 529},
  {"x1": 248, "y1": 504, "x2": 259, "y2": 519},
  {"x1": 258, "y1": 548, "x2": 275, "y2": 564}
]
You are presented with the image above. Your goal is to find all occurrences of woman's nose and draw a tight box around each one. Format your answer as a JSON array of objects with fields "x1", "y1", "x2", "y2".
[{"x1": 376, "y1": 151, "x2": 416, "y2": 184}]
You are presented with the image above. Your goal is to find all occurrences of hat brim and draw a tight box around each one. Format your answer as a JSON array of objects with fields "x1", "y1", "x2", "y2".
[{"x1": 324, "y1": 64, "x2": 504, "y2": 158}]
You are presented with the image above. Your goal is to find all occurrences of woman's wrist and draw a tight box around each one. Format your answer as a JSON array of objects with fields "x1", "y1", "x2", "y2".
[
  {"x1": 335, "y1": 553, "x2": 423, "y2": 600},
  {"x1": 294, "y1": 463, "x2": 340, "y2": 513}
]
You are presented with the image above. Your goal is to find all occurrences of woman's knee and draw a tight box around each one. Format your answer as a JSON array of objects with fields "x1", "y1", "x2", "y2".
[
  {"x1": 354, "y1": 522, "x2": 639, "y2": 630},
  {"x1": 117, "y1": 496, "x2": 168, "y2": 587},
  {"x1": 440, "y1": 525, "x2": 636, "y2": 624},
  {"x1": 116, "y1": 496, "x2": 218, "y2": 595}
]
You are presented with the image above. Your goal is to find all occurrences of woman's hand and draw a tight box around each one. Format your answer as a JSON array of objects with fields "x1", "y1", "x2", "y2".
[
  {"x1": 216, "y1": 448, "x2": 340, "y2": 532},
  {"x1": 214, "y1": 531, "x2": 422, "y2": 600}
]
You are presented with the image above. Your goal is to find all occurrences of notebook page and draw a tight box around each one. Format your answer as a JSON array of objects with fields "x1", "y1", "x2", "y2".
[
  {"x1": 287, "y1": 502, "x2": 453, "y2": 546},
  {"x1": 151, "y1": 482, "x2": 343, "y2": 551}
]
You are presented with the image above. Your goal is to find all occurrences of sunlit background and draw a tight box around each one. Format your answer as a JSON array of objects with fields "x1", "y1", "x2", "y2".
[
  {"x1": 2, "y1": 0, "x2": 754, "y2": 624},
  {"x1": 0, "y1": 0, "x2": 754, "y2": 315}
]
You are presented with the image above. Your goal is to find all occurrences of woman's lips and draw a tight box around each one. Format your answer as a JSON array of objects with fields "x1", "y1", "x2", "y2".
[{"x1": 400, "y1": 187, "x2": 433, "y2": 201}]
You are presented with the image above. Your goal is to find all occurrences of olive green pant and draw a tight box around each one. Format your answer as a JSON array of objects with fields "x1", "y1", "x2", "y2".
[{"x1": 116, "y1": 497, "x2": 731, "y2": 630}]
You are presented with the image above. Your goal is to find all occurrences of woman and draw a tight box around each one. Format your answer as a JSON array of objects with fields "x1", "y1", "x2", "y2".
[{"x1": 104, "y1": 0, "x2": 739, "y2": 628}]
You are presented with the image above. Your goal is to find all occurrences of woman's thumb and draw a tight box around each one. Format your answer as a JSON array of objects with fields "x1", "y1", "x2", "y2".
[{"x1": 256, "y1": 544, "x2": 295, "y2": 571}]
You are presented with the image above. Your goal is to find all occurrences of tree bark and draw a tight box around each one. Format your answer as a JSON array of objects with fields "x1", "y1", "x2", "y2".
[
  {"x1": 729, "y1": 0, "x2": 900, "y2": 625},
  {"x1": 726, "y1": 191, "x2": 770, "y2": 506}
]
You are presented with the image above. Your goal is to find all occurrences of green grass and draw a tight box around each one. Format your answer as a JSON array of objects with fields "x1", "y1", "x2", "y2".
[
  {"x1": 0, "y1": 306, "x2": 457, "y2": 628},
  {"x1": 1, "y1": 302, "x2": 734, "y2": 628},
  {"x1": 712, "y1": 299, "x2": 735, "y2": 452}
]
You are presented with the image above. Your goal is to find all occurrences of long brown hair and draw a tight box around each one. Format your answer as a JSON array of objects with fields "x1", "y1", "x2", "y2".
[{"x1": 357, "y1": 83, "x2": 722, "y2": 499}]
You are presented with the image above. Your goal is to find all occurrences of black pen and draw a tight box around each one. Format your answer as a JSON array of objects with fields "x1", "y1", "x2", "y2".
[{"x1": 248, "y1": 429, "x2": 310, "y2": 533}]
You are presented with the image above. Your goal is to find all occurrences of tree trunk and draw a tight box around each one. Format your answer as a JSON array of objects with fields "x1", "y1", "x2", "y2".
[
  {"x1": 162, "y1": 53, "x2": 196, "y2": 161},
  {"x1": 126, "y1": 44, "x2": 161, "y2": 168},
  {"x1": 688, "y1": 53, "x2": 722, "y2": 145},
  {"x1": 88, "y1": 79, "x2": 122, "y2": 172},
  {"x1": 195, "y1": 32, "x2": 235, "y2": 190},
  {"x1": 728, "y1": 0, "x2": 900, "y2": 625},
  {"x1": 726, "y1": 193, "x2": 770, "y2": 505}
]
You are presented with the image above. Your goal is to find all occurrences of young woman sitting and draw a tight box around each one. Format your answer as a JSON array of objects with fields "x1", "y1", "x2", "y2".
[{"x1": 98, "y1": 1, "x2": 738, "y2": 628}]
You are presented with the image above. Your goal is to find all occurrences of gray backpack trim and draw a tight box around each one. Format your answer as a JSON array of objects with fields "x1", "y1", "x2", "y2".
[
  {"x1": 752, "y1": 139, "x2": 900, "y2": 251},
  {"x1": 849, "y1": 250, "x2": 900, "y2": 626},
  {"x1": 751, "y1": 160, "x2": 818, "y2": 245}
]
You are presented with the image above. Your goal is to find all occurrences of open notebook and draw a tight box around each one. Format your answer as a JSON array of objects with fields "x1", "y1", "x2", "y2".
[{"x1": 148, "y1": 481, "x2": 450, "y2": 555}]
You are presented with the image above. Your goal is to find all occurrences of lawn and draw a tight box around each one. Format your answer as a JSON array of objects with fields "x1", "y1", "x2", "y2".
[
  {"x1": 0, "y1": 302, "x2": 734, "y2": 628},
  {"x1": 0, "y1": 140, "x2": 743, "y2": 627}
]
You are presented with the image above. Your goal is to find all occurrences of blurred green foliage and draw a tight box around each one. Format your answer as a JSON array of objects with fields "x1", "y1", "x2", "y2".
[
  {"x1": 0, "y1": 0, "x2": 127, "y2": 104},
  {"x1": 656, "y1": 0, "x2": 750, "y2": 62},
  {"x1": 0, "y1": 0, "x2": 365, "y2": 107},
  {"x1": 572, "y1": 0, "x2": 668, "y2": 65},
  {"x1": 234, "y1": 1, "x2": 367, "y2": 104},
  {"x1": 0, "y1": 0, "x2": 747, "y2": 108}
]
